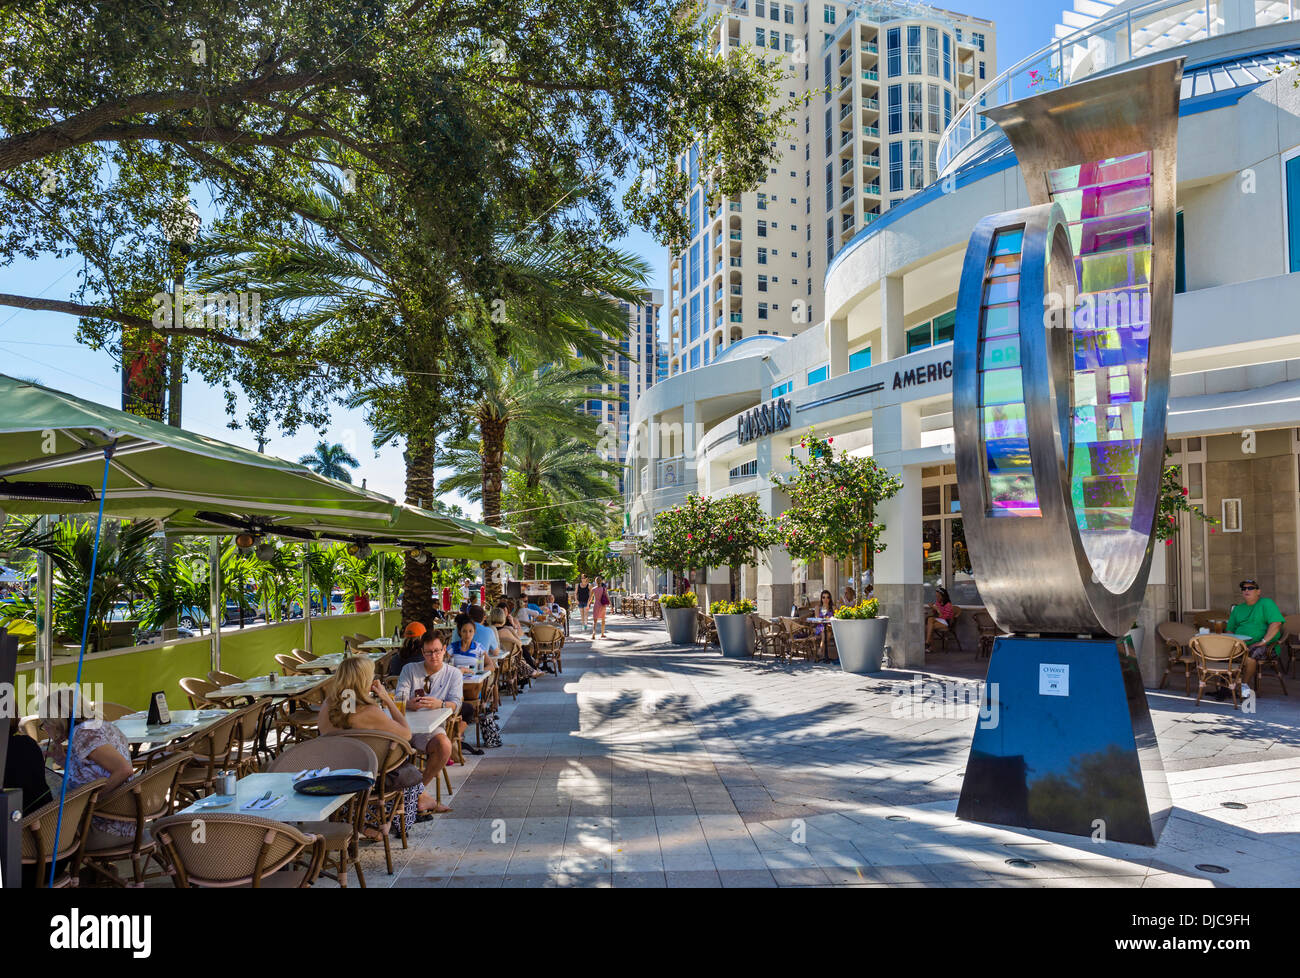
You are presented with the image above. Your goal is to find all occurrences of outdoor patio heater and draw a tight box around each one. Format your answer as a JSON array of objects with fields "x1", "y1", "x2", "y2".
[{"x1": 952, "y1": 58, "x2": 1183, "y2": 845}]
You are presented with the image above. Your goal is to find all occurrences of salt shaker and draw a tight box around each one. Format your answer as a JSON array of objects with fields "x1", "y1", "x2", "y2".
[{"x1": 219, "y1": 770, "x2": 237, "y2": 796}]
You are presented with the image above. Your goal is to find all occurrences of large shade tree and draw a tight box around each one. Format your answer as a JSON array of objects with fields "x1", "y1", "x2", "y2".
[{"x1": 0, "y1": 0, "x2": 797, "y2": 434}]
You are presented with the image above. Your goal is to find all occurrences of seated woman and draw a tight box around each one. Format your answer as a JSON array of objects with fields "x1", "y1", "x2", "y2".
[
  {"x1": 448, "y1": 614, "x2": 490, "y2": 673},
  {"x1": 842, "y1": 585, "x2": 857, "y2": 608},
  {"x1": 4, "y1": 716, "x2": 52, "y2": 816},
  {"x1": 813, "y1": 589, "x2": 836, "y2": 661},
  {"x1": 40, "y1": 689, "x2": 135, "y2": 852},
  {"x1": 318, "y1": 653, "x2": 451, "y2": 821},
  {"x1": 492, "y1": 608, "x2": 544, "y2": 679},
  {"x1": 387, "y1": 622, "x2": 429, "y2": 677},
  {"x1": 924, "y1": 586, "x2": 956, "y2": 652}
]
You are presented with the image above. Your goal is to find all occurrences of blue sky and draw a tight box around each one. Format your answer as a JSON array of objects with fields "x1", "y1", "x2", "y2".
[{"x1": 0, "y1": 1, "x2": 1063, "y2": 514}]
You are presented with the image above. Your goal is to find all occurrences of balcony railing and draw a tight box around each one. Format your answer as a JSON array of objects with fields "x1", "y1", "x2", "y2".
[
  {"x1": 839, "y1": 157, "x2": 853, "y2": 175},
  {"x1": 862, "y1": 97, "x2": 879, "y2": 111},
  {"x1": 861, "y1": 70, "x2": 878, "y2": 82},
  {"x1": 729, "y1": 231, "x2": 742, "y2": 241},
  {"x1": 840, "y1": 128, "x2": 854, "y2": 147},
  {"x1": 863, "y1": 154, "x2": 880, "y2": 168},
  {"x1": 862, "y1": 125, "x2": 879, "y2": 138},
  {"x1": 729, "y1": 201, "x2": 742, "y2": 211},
  {"x1": 863, "y1": 182, "x2": 881, "y2": 195},
  {"x1": 729, "y1": 256, "x2": 742, "y2": 267},
  {"x1": 729, "y1": 313, "x2": 743, "y2": 323},
  {"x1": 729, "y1": 285, "x2": 742, "y2": 296},
  {"x1": 861, "y1": 41, "x2": 878, "y2": 55},
  {"x1": 938, "y1": 0, "x2": 1295, "y2": 176}
]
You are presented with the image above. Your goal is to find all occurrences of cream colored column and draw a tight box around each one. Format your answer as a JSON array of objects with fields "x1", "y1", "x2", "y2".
[
  {"x1": 827, "y1": 316, "x2": 849, "y2": 378},
  {"x1": 872, "y1": 402, "x2": 924, "y2": 668},
  {"x1": 879, "y1": 274, "x2": 905, "y2": 362}
]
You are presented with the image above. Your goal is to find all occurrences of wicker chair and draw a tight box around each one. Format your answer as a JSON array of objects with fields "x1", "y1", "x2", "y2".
[
  {"x1": 1284, "y1": 614, "x2": 1300, "y2": 678},
  {"x1": 21, "y1": 777, "x2": 107, "y2": 887},
  {"x1": 275, "y1": 653, "x2": 309, "y2": 676},
  {"x1": 972, "y1": 610, "x2": 1002, "y2": 660},
  {"x1": 780, "y1": 618, "x2": 818, "y2": 660},
  {"x1": 462, "y1": 671, "x2": 498, "y2": 749},
  {"x1": 750, "y1": 614, "x2": 776, "y2": 659},
  {"x1": 934, "y1": 605, "x2": 964, "y2": 652},
  {"x1": 82, "y1": 701, "x2": 135, "y2": 722},
  {"x1": 152, "y1": 812, "x2": 325, "y2": 887},
  {"x1": 531, "y1": 623, "x2": 564, "y2": 674},
  {"x1": 82, "y1": 751, "x2": 191, "y2": 886},
  {"x1": 206, "y1": 670, "x2": 243, "y2": 687},
  {"x1": 278, "y1": 682, "x2": 326, "y2": 745},
  {"x1": 268, "y1": 738, "x2": 378, "y2": 888},
  {"x1": 293, "y1": 647, "x2": 320, "y2": 662},
  {"x1": 1190, "y1": 634, "x2": 1248, "y2": 708},
  {"x1": 1156, "y1": 620, "x2": 1198, "y2": 695},
  {"x1": 326, "y1": 729, "x2": 414, "y2": 875},
  {"x1": 172, "y1": 708, "x2": 249, "y2": 801},
  {"x1": 697, "y1": 611, "x2": 718, "y2": 647},
  {"x1": 178, "y1": 677, "x2": 221, "y2": 709}
]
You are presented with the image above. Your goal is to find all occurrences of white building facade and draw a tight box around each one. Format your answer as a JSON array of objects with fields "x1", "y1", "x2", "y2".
[{"x1": 627, "y1": 3, "x2": 1300, "y2": 685}]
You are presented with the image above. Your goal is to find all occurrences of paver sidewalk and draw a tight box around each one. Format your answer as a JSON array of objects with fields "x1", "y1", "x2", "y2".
[{"x1": 343, "y1": 617, "x2": 1300, "y2": 888}]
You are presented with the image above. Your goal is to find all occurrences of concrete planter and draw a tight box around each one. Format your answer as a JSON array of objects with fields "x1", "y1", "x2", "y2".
[
  {"x1": 662, "y1": 604, "x2": 697, "y2": 645},
  {"x1": 831, "y1": 617, "x2": 889, "y2": 674},
  {"x1": 715, "y1": 613, "x2": 754, "y2": 658}
]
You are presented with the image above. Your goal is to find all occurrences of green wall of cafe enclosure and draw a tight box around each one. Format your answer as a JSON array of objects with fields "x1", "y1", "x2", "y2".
[{"x1": 28, "y1": 612, "x2": 382, "y2": 713}]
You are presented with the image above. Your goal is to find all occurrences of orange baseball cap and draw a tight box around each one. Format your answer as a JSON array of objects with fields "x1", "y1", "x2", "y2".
[{"x1": 403, "y1": 622, "x2": 427, "y2": 639}]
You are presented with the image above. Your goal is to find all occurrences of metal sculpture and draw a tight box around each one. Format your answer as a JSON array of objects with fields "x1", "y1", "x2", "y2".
[{"x1": 952, "y1": 58, "x2": 1182, "y2": 845}]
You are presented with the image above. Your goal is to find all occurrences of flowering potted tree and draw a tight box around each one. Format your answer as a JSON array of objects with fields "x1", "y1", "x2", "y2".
[
  {"x1": 640, "y1": 497, "x2": 713, "y2": 644},
  {"x1": 775, "y1": 431, "x2": 902, "y2": 673}
]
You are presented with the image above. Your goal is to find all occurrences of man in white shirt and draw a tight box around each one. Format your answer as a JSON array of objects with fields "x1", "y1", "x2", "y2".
[{"x1": 394, "y1": 636, "x2": 477, "y2": 790}]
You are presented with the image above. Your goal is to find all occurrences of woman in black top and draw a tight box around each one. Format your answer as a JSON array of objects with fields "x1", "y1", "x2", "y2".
[
  {"x1": 576, "y1": 574, "x2": 591, "y2": 631},
  {"x1": 4, "y1": 718, "x2": 52, "y2": 815},
  {"x1": 387, "y1": 634, "x2": 427, "y2": 677}
]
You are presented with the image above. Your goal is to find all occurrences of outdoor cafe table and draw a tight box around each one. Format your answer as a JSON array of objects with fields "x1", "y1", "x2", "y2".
[
  {"x1": 358, "y1": 637, "x2": 402, "y2": 650},
  {"x1": 295, "y1": 650, "x2": 386, "y2": 672},
  {"x1": 173, "y1": 772, "x2": 355, "y2": 823},
  {"x1": 113, "y1": 709, "x2": 235, "y2": 747},
  {"x1": 401, "y1": 705, "x2": 453, "y2": 737},
  {"x1": 206, "y1": 674, "x2": 326, "y2": 701}
]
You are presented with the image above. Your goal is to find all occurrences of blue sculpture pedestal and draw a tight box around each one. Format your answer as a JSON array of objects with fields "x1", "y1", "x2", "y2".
[{"x1": 957, "y1": 636, "x2": 1170, "y2": 846}]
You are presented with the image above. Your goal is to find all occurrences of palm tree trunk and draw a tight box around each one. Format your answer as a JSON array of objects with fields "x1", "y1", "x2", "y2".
[
  {"x1": 402, "y1": 434, "x2": 436, "y2": 627},
  {"x1": 480, "y1": 414, "x2": 507, "y2": 605}
]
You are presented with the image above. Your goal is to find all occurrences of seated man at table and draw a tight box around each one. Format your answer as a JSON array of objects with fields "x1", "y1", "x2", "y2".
[
  {"x1": 1226, "y1": 579, "x2": 1286, "y2": 692},
  {"x1": 394, "y1": 632, "x2": 483, "y2": 775},
  {"x1": 515, "y1": 601, "x2": 538, "y2": 625}
]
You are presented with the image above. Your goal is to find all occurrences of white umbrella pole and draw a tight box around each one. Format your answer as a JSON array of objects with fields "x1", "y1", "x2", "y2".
[
  {"x1": 208, "y1": 537, "x2": 222, "y2": 673},
  {"x1": 377, "y1": 552, "x2": 386, "y2": 634},
  {"x1": 302, "y1": 545, "x2": 313, "y2": 653},
  {"x1": 36, "y1": 515, "x2": 53, "y2": 690}
]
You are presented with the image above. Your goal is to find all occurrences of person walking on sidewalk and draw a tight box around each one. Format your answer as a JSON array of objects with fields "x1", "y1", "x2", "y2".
[
  {"x1": 576, "y1": 574, "x2": 591, "y2": 631},
  {"x1": 591, "y1": 577, "x2": 610, "y2": 640}
]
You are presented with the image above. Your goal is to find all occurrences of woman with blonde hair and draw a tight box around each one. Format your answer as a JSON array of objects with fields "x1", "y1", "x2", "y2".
[
  {"x1": 317, "y1": 656, "x2": 428, "y2": 833},
  {"x1": 317, "y1": 655, "x2": 409, "y2": 738}
]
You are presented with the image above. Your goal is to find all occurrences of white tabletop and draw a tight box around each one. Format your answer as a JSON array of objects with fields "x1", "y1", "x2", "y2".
[
  {"x1": 460, "y1": 670, "x2": 492, "y2": 686},
  {"x1": 207, "y1": 675, "x2": 325, "y2": 700},
  {"x1": 173, "y1": 772, "x2": 356, "y2": 822},
  {"x1": 358, "y1": 638, "x2": 402, "y2": 649},
  {"x1": 114, "y1": 709, "x2": 234, "y2": 746},
  {"x1": 403, "y1": 705, "x2": 453, "y2": 736},
  {"x1": 295, "y1": 650, "x2": 386, "y2": 672}
]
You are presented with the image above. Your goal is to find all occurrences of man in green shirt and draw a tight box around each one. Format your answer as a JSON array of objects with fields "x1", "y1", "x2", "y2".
[{"x1": 1225, "y1": 579, "x2": 1285, "y2": 689}]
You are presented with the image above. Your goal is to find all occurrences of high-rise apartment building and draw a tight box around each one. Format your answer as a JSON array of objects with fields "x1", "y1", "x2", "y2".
[
  {"x1": 666, "y1": 0, "x2": 995, "y2": 377},
  {"x1": 584, "y1": 289, "x2": 664, "y2": 493}
]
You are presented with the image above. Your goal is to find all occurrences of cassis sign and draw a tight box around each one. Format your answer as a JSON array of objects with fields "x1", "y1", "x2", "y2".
[{"x1": 737, "y1": 397, "x2": 792, "y2": 444}]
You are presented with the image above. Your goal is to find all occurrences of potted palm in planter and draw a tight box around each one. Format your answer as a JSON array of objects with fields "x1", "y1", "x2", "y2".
[
  {"x1": 831, "y1": 597, "x2": 888, "y2": 673},
  {"x1": 775, "y1": 431, "x2": 902, "y2": 674},
  {"x1": 711, "y1": 598, "x2": 756, "y2": 658},
  {"x1": 660, "y1": 592, "x2": 699, "y2": 644}
]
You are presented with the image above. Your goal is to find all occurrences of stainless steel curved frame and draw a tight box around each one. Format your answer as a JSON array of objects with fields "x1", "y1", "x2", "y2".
[{"x1": 953, "y1": 58, "x2": 1182, "y2": 637}]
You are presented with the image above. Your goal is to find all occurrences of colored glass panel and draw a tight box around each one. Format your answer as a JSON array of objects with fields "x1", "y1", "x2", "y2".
[
  {"x1": 978, "y1": 227, "x2": 1040, "y2": 517},
  {"x1": 1049, "y1": 152, "x2": 1153, "y2": 535}
]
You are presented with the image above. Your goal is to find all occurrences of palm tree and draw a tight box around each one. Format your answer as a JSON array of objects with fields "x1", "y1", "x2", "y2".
[
  {"x1": 299, "y1": 441, "x2": 360, "y2": 483},
  {"x1": 194, "y1": 151, "x2": 647, "y2": 613},
  {"x1": 440, "y1": 422, "x2": 622, "y2": 539}
]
